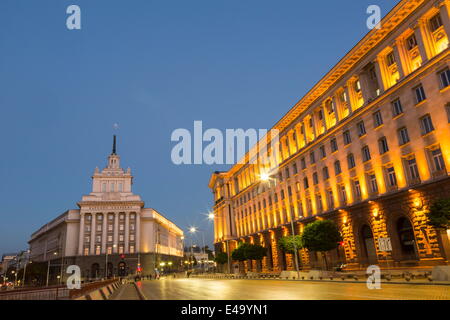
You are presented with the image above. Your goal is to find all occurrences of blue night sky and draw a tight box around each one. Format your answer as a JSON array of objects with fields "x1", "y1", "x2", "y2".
[{"x1": 0, "y1": 0, "x2": 398, "y2": 254}]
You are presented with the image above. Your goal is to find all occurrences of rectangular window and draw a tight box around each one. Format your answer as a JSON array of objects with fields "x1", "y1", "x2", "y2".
[
  {"x1": 414, "y1": 85, "x2": 426, "y2": 104},
  {"x1": 373, "y1": 110, "x2": 383, "y2": 127},
  {"x1": 369, "y1": 174, "x2": 378, "y2": 193},
  {"x1": 398, "y1": 127, "x2": 410, "y2": 145},
  {"x1": 357, "y1": 121, "x2": 366, "y2": 137},
  {"x1": 107, "y1": 247, "x2": 112, "y2": 255},
  {"x1": 347, "y1": 154, "x2": 356, "y2": 169},
  {"x1": 392, "y1": 99, "x2": 403, "y2": 117},
  {"x1": 108, "y1": 224, "x2": 113, "y2": 231},
  {"x1": 430, "y1": 13, "x2": 443, "y2": 32},
  {"x1": 334, "y1": 161, "x2": 342, "y2": 175},
  {"x1": 301, "y1": 158, "x2": 306, "y2": 170},
  {"x1": 439, "y1": 69, "x2": 450, "y2": 88},
  {"x1": 96, "y1": 235, "x2": 101, "y2": 243},
  {"x1": 102, "y1": 183, "x2": 107, "y2": 192},
  {"x1": 446, "y1": 104, "x2": 450, "y2": 123},
  {"x1": 323, "y1": 167, "x2": 330, "y2": 180},
  {"x1": 84, "y1": 248, "x2": 89, "y2": 256},
  {"x1": 304, "y1": 178, "x2": 309, "y2": 190},
  {"x1": 432, "y1": 148, "x2": 446, "y2": 171},
  {"x1": 108, "y1": 235, "x2": 113, "y2": 242},
  {"x1": 310, "y1": 151, "x2": 316, "y2": 164},
  {"x1": 313, "y1": 172, "x2": 319, "y2": 185},
  {"x1": 407, "y1": 34, "x2": 418, "y2": 50},
  {"x1": 379, "y1": 137, "x2": 389, "y2": 154},
  {"x1": 110, "y1": 183, "x2": 115, "y2": 192},
  {"x1": 130, "y1": 234, "x2": 135, "y2": 241},
  {"x1": 119, "y1": 234, "x2": 124, "y2": 242},
  {"x1": 293, "y1": 163, "x2": 298, "y2": 174},
  {"x1": 320, "y1": 145, "x2": 326, "y2": 158},
  {"x1": 343, "y1": 130, "x2": 352, "y2": 145},
  {"x1": 97, "y1": 225, "x2": 102, "y2": 231},
  {"x1": 362, "y1": 146, "x2": 371, "y2": 162},
  {"x1": 285, "y1": 167, "x2": 290, "y2": 179},
  {"x1": 316, "y1": 195, "x2": 323, "y2": 213},
  {"x1": 119, "y1": 224, "x2": 124, "y2": 231},
  {"x1": 95, "y1": 246, "x2": 101, "y2": 255},
  {"x1": 129, "y1": 246, "x2": 135, "y2": 254},
  {"x1": 353, "y1": 180, "x2": 362, "y2": 199},
  {"x1": 386, "y1": 52, "x2": 396, "y2": 66},
  {"x1": 407, "y1": 158, "x2": 420, "y2": 180},
  {"x1": 119, "y1": 246, "x2": 124, "y2": 254},
  {"x1": 118, "y1": 183, "x2": 123, "y2": 192},
  {"x1": 420, "y1": 115, "x2": 435, "y2": 135},
  {"x1": 327, "y1": 189, "x2": 334, "y2": 209},
  {"x1": 340, "y1": 186, "x2": 347, "y2": 205},
  {"x1": 330, "y1": 138, "x2": 338, "y2": 152},
  {"x1": 386, "y1": 167, "x2": 397, "y2": 187}
]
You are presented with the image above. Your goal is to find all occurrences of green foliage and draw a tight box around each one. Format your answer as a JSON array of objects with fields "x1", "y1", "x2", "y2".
[
  {"x1": 278, "y1": 235, "x2": 303, "y2": 254},
  {"x1": 301, "y1": 220, "x2": 342, "y2": 253},
  {"x1": 231, "y1": 243, "x2": 267, "y2": 261},
  {"x1": 214, "y1": 252, "x2": 228, "y2": 265},
  {"x1": 427, "y1": 198, "x2": 450, "y2": 229}
]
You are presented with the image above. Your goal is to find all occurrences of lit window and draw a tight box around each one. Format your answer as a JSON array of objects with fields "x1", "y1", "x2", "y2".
[
  {"x1": 373, "y1": 111, "x2": 383, "y2": 127},
  {"x1": 95, "y1": 246, "x2": 101, "y2": 255},
  {"x1": 379, "y1": 137, "x2": 389, "y2": 154},
  {"x1": 432, "y1": 148, "x2": 446, "y2": 171},
  {"x1": 108, "y1": 235, "x2": 113, "y2": 242},
  {"x1": 343, "y1": 130, "x2": 352, "y2": 145},
  {"x1": 107, "y1": 247, "x2": 112, "y2": 255},
  {"x1": 414, "y1": 85, "x2": 426, "y2": 104},
  {"x1": 347, "y1": 154, "x2": 356, "y2": 169},
  {"x1": 398, "y1": 127, "x2": 410, "y2": 145},
  {"x1": 439, "y1": 69, "x2": 450, "y2": 88},
  {"x1": 84, "y1": 248, "x2": 89, "y2": 256},
  {"x1": 119, "y1": 246, "x2": 124, "y2": 254},
  {"x1": 119, "y1": 224, "x2": 124, "y2": 231},
  {"x1": 362, "y1": 146, "x2": 371, "y2": 162},
  {"x1": 420, "y1": 115, "x2": 434, "y2": 135},
  {"x1": 392, "y1": 99, "x2": 403, "y2": 117},
  {"x1": 386, "y1": 167, "x2": 397, "y2": 187},
  {"x1": 129, "y1": 246, "x2": 135, "y2": 254},
  {"x1": 357, "y1": 121, "x2": 366, "y2": 137},
  {"x1": 354, "y1": 80, "x2": 361, "y2": 93}
]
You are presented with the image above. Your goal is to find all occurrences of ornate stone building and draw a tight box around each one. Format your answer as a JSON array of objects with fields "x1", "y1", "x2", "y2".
[
  {"x1": 210, "y1": 0, "x2": 450, "y2": 272},
  {"x1": 29, "y1": 136, "x2": 183, "y2": 282}
]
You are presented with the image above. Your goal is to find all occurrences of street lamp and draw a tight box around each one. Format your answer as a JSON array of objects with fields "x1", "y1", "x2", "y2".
[
  {"x1": 46, "y1": 252, "x2": 58, "y2": 287},
  {"x1": 22, "y1": 250, "x2": 31, "y2": 287},
  {"x1": 207, "y1": 213, "x2": 215, "y2": 221}
]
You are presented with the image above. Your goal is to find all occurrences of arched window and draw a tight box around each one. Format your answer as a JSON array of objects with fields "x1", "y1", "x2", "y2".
[{"x1": 361, "y1": 224, "x2": 377, "y2": 264}]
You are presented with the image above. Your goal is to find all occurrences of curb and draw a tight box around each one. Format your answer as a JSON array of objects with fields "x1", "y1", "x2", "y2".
[{"x1": 132, "y1": 282, "x2": 147, "y2": 300}]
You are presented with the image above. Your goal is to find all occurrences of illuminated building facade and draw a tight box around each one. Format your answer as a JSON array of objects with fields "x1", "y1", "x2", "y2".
[
  {"x1": 29, "y1": 136, "x2": 183, "y2": 281},
  {"x1": 210, "y1": 0, "x2": 450, "y2": 272}
]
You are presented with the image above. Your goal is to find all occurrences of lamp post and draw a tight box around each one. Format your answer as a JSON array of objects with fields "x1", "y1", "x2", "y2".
[
  {"x1": 189, "y1": 227, "x2": 207, "y2": 273},
  {"x1": 260, "y1": 173, "x2": 301, "y2": 280},
  {"x1": 46, "y1": 251, "x2": 57, "y2": 287},
  {"x1": 22, "y1": 250, "x2": 30, "y2": 287}
]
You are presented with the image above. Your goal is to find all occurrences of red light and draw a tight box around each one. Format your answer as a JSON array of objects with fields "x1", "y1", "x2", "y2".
[
  {"x1": 120, "y1": 254, "x2": 125, "y2": 259},
  {"x1": 339, "y1": 241, "x2": 345, "y2": 247}
]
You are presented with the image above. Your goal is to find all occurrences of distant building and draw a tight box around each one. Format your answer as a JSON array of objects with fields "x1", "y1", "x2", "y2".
[
  {"x1": 1, "y1": 254, "x2": 17, "y2": 274},
  {"x1": 29, "y1": 136, "x2": 184, "y2": 282}
]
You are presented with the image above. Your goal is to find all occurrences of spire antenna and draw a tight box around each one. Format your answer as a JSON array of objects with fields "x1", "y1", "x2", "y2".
[{"x1": 112, "y1": 135, "x2": 117, "y2": 155}]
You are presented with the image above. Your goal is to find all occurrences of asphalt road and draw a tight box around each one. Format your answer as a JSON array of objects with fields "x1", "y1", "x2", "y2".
[{"x1": 117, "y1": 278, "x2": 450, "y2": 300}]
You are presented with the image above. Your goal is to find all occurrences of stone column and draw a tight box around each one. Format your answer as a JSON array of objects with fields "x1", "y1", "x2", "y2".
[
  {"x1": 90, "y1": 213, "x2": 96, "y2": 255},
  {"x1": 412, "y1": 24, "x2": 430, "y2": 63},
  {"x1": 113, "y1": 212, "x2": 119, "y2": 253},
  {"x1": 344, "y1": 86, "x2": 353, "y2": 114},
  {"x1": 78, "y1": 213, "x2": 85, "y2": 256},
  {"x1": 358, "y1": 71, "x2": 372, "y2": 104},
  {"x1": 136, "y1": 212, "x2": 141, "y2": 253},
  {"x1": 395, "y1": 38, "x2": 411, "y2": 76},
  {"x1": 125, "y1": 212, "x2": 130, "y2": 253},
  {"x1": 102, "y1": 213, "x2": 107, "y2": 254},
  {"x1": 392, "y1": 44, "x2": 405, "y2": 79},
  {"x1": 440, "y1": 1, "x2": 450, "y2": 44},
  {"x1": 418, "y1": 19, "x2": 435, "y2": 60}
]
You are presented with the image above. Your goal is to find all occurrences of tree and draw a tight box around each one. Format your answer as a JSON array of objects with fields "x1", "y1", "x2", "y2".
[
  {"x1": 231, "y1": 243, "x2": 267, "y2": 273},
  {"x1": 301, "y1": 220, "x2": 342, "y2": 270},
  {"x1": 214, "y1": 252, "x2": 228, "y2": 265},
  {"x1": 427, "y1": 198, "x2": 450, "y2": 229},
  {"x1": 278, "y1": 235, "x2": 303, "y2": 254}
]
